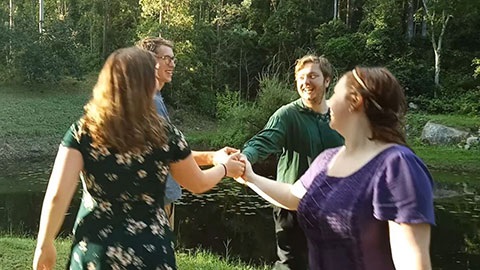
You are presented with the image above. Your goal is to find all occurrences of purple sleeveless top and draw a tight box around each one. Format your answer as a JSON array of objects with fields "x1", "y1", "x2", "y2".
[{"x1": 297, "y1": 145, "x2": 435, "y2": 270}]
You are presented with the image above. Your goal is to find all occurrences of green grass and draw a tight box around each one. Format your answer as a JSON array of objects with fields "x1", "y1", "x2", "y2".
[
  {"x1": 0, "y1": 80, "x2": 217, "y2": 160},
  {"x1": 0, "y1": 236, "x2": 267, "y2": 270},
  {"x1": 407, "y1": 113, "x2": 480, "y2": 138},
  {"x1": 406, "y1": 113, "x2": 480, "y2": 174},
  {"x1": 1, "y1": 82, "x2": 478, "y2": 171},
  {"x1": 0, "y1": 81, "x2": 91, "y2": 138},
  {"x1": 413, "y1": 145, "x2": 479, "y2": 172}
]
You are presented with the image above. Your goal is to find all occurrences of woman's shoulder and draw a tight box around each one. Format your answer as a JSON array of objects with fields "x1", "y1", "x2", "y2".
[
  {"x1": 313, "y1": 146, "x2": 342, "y2": 165},
  {"x1": 381, "y1": 144, "x2": 418, "y2": 162},
  {"x1": 377, "y1": 144, "x2": 431, "y2": 178}
]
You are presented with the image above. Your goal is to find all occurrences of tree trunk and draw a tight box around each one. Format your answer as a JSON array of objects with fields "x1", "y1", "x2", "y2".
[
  {"x1": 346, "y1": 0, "x2": 350, "y2": 28},
  {"x1": 239, "y1": 48, "x2": 242, "y2": 99},
  {"x1": 102, "y1": 0, "x2": 108, "y2": 59},
  {"x1": 406, "y1": 0, "x2": 415, "y2": 41},
  {"x1": 422, "y1": 0, "x2": 452, "y2": 94},
  {"x1": 434, "y1": 49, "x2": 440, "y2": 88},
  {"x1": 421, "y1": 9, "x2": 427, "y2": 38},
  {"x1": 39, "y1": 0, "x2": 44, "y2": 33},
  {"x1": 333, "y1": 0, "x2": 338, "y2": 20},
  {"x1": 9, "y1": 0, "x2": 14, "y2": 29}
]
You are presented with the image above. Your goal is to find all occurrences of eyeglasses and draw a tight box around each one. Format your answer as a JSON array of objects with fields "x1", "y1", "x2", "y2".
[{"x1": 157, "y1": 55, "x2": 176, "y2": 65}]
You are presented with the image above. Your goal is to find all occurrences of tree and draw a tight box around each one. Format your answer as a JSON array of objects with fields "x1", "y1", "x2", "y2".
[
  {"x1": 39, "y1": 0, "x2": 44, "y2": 33},
  {"x1": 421, "y1": 0, "x2": 454, "y2": 94}
]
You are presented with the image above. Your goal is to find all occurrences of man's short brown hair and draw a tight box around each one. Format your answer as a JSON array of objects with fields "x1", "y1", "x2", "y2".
[
  {"x1": 136, "y1": 37, "x2": 174, "y2": 54},
  {"x1": 294, "y1": 55, "x2": 333, "y2": 81}
]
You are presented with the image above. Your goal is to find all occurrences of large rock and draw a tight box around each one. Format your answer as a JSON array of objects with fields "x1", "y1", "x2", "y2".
[
  {"x1": 465, "y1": 136, "x2": 479, "y2": 149},
  {"x1": 421, "y1": 121, "x2": 470, "y2": 145}
]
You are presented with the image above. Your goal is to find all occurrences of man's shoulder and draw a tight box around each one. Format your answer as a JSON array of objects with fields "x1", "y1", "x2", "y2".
[{"x1": 272, "y1": 99, "x2": 301, "y2": 117}]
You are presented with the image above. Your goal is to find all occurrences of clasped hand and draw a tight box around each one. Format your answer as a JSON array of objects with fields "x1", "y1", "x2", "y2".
[{"x1": 212, "y1": 148, "x2": 254, "y2": 181}]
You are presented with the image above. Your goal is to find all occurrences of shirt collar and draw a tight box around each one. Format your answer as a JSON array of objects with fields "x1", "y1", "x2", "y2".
[{"x1": 293, "y1": 98, "x2": 331, "y2": 120}]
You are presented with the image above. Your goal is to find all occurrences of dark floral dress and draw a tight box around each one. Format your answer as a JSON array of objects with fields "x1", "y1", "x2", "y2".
[{"x1": 61, "y1": 120, "x2": 191, "y2": 270}]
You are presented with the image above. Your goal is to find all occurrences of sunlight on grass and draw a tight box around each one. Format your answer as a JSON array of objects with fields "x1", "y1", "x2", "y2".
[{"x1": 0, "y1": 236, "x2": 268, "y2": 270}]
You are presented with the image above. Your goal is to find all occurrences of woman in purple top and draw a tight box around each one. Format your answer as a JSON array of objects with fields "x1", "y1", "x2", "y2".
[{"x1": 237, "y1": 67, "x2": 435, "y2": 270}]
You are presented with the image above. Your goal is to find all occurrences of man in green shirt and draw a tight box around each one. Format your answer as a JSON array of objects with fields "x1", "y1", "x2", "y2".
[{"x1": 242, "y1": 55, "x2": 344, "y2": 269}]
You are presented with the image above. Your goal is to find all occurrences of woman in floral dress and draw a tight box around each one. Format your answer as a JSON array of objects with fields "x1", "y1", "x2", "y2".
[{"x1": 33, "y1": 47, "x2": 245, "y2": 270}]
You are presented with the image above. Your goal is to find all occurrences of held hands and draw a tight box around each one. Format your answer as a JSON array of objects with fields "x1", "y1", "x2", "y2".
[
  {"x1": 212, "y1": 146, "x2": 239, "y2": 165},
  {"x1": 222, "y1": 152, "x2": 245, "y2": 178},
  {"x1": 233, "y1": 154, "x2": 255, "y2": 185}
]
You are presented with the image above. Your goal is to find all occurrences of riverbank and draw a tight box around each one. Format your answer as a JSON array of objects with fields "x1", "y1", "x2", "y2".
[
  {"x1": 0, "y1": 81, "x2": 218, "y2": 162},
  {"x1": 0, "y1": 235, "x2": 267, "y2": 269},
  {"x1": 1, "y1": 82, "x2": 479, "y2": 176}
]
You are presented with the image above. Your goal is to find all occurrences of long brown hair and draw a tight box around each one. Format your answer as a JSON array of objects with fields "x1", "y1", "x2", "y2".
[
  {"x1": 345, "y1": 67, "x2": 407, "y2": 145},
  {"x1": 82, "y1": 47, "x2": 167, "y2": 153}
]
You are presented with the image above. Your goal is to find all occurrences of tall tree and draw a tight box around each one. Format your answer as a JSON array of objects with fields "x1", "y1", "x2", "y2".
[
  {"x1": 406, "y1": 0, "x2": 415, "y2": 41},
  {"x1": 421, "y1": 0, "x2": 454, "y2": 93},
  {"x1": 9, "y1": 0, "x2": 14, "y2": 29},
  {"x1": 39, "y1": 0, "x2": 44, "y2": 33}
]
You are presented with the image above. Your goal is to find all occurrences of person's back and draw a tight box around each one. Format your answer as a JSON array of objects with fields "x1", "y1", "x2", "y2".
[{"x1": 64, "y1": 119, "x2": 189, "y2": 268}]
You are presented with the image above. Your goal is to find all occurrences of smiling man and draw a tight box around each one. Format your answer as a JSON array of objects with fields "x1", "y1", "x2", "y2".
[
  {"x1": 137, "y1": 37, "x2": 239, "y2": 231},
  {"x1": 242, "y1": 55, "x2": 344, "y2": 269}
]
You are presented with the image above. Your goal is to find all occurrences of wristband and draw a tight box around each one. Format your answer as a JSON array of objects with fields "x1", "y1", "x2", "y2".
[{"x1": 220, "y1": 163, "x2": 227, "y2": 178}]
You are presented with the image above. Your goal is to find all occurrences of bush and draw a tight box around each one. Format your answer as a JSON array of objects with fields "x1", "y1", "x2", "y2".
[
  {"x1": 388, "y1": 56, "x2": 436, "y2": 98},
  {"x1": 408, "y1": 87, "x2": 480, "y2": 116},
  {"x1": 213, "y1": 74, "x2": 296, "y2": 148},
  {"x1": 3, "y1": 24, "x2": 86, "y2": 83}
]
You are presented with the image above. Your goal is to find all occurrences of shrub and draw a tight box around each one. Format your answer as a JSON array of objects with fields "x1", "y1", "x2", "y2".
[{"x1": 213, "y1": 74, "x2": 296, "y2": 148}]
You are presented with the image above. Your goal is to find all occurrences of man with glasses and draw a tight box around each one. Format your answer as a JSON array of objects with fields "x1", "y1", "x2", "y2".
[
  {"x1": 137, "y1": 37, "x2": 237, "y2": 231},
  {"x1": 242, "y1": 55, "x2": 344, "y2": 269}
]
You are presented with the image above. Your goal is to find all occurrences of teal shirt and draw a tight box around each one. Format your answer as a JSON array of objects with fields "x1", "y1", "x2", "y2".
[{"x1": 242, "y1": 99, "x2": 344, "y2": 184}]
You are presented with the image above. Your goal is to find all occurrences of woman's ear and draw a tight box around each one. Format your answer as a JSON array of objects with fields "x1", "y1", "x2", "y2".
[{"x1": 349, "y1": 92, "x2": 364, "y2": 112}]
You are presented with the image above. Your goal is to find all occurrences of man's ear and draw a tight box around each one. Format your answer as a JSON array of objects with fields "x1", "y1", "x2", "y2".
[{"x1": 324, "y1": 77, "x2": 331, "y2": 88}]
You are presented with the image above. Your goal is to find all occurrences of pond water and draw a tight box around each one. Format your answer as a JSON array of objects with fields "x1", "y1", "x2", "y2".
[{"x1": 0, "y1": 158, "x2": 479, "y2": 269}]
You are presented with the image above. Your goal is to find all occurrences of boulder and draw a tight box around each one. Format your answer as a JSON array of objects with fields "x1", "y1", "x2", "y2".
[
  {"x1": 465, "y1": 136, "x2": 479, "y2": 149},
  {"x1": 421, "y1": 121, "x2": 470, "y2": 145}
]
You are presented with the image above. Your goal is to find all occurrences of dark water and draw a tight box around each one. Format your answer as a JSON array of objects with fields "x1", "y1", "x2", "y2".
[{"x1": 1, "y1": 159, "x2": 480, "y2": 269}]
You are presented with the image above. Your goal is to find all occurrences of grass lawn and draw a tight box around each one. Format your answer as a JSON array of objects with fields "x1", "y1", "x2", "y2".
[
  {"x1": 0, "y1": 81, "x2": 478, "y2": 178},
  {"x1": 406, "y1": 113, "x2": 480, "y2": 174},
  {"x1": 0, "y1": 236, "x2": 267, "y2": 269},
  {"x1": 0, "y1": 80, "x2": 217, "y2": 160}
]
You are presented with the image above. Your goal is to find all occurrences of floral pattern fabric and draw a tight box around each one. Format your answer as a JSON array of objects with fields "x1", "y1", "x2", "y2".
[{"x1": 62, "y1": 120, "x2": 191, "y2": 270}]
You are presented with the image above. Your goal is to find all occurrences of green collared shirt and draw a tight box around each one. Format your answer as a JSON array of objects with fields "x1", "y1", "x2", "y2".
[{"x1": 243, "y1": 99, "x2": 344, "y2": 184}]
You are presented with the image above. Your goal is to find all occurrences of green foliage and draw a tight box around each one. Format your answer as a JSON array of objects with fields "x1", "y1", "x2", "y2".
[
  {"x1": 213, "y1": 74, "x2": 296, "y2": 148},
  {"x1": 408, "y1": 87, "x2": 480, "y2": 115},
  {"x1": 361, "y1": 0, "x2": 406, "y2": 63},
  {"x1": 12, "y1": 24, "x2": 86, "y2": 82},
  {"x1": 473, "y1": 58, "x2": 480, "y2": 78},
  {"x1": 321, "y1": 34, "x2": 366, "y2": 72},
  {"x1": 0, "y1": 0, "x2": 478, "y2": 116},
  {"x1": 389, "y1": 56, "x2": 436, "y2": 97}
]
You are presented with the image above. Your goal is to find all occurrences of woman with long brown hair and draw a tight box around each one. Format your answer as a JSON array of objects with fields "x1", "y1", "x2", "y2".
[
  {"x1": 237, "y1": 67, "x2": 434, "y2": 270},
  {"x1": 33, "y1": 47, "x2": 244, "y2": 270}
]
